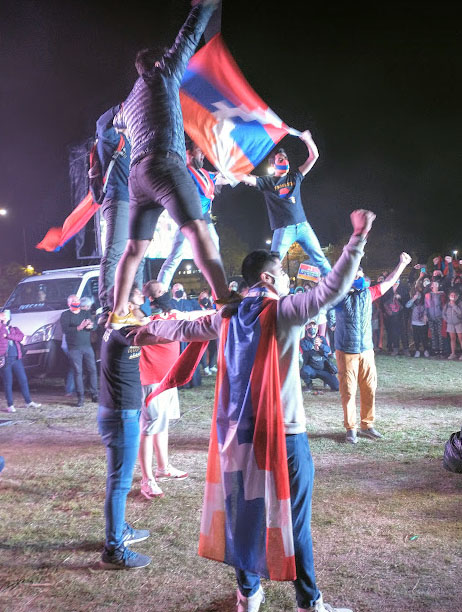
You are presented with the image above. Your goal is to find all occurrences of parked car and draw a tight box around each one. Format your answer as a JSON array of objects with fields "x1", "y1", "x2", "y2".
[{"x1": 2, "y1": 265, "x2": 100, "y2": 377}]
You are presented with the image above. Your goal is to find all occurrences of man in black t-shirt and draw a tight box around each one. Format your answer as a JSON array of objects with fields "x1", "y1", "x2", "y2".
[
  {"x1": 237, "y1": 130, "x2": 331, "y2": 276},
  {"x1": 97, "y1": 285, "x2": 151, "y2": 570}
]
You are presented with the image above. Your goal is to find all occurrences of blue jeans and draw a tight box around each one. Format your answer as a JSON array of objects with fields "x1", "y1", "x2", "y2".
[
  {"x1": 68, "y1": 346, "x2": 98, "y2": 401},
  {"x1": 236, "y1": 433, "x2": 321, "y2": 608},
  {"x1": 97, "y1": 406, "x2": 141, "y2": 550},
  {"x1": 99, "y1": 198, "x2": 145, "y2": 311},
  {"x1": 157, "y1": 222, "x2": 220, "y2": 288},
  {"x1": 61, "y1": 342, "x2": 75, "y2": 394},
  {"x1": 1, "y1": 357, "x2": 31, "y2": 406},
  {"x1": 272, "y1": 221, "x2": 331, "y2": 276}
]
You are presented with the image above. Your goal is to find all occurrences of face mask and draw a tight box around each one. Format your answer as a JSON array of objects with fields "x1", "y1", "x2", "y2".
[
  {"x1": 423, "y1": 280, "x2": 431, "y2": 287},
  {"x1": 275, "y1": 162, "x2": 289, "y2": 172},
  {"x1": 307, "y1": 327, "x2": 317, "y2": 338},
  {"x1": 174, "y1": 290, "x2": 183, "y2": 299},
  {"x1": 200, "y1": 298, "x2": 211, "y2": 309},
  {"x1": 153, "y1": 292, "x2": 172, "y2": 312},
  {"x1": 266, "y1": 271, "x2": 290, "y2": 297},
  {"x1": 353, "y1": 277, "x2": 369, "y2": 290},
  {"x1": 140, "y1": 298, "x2": 152, "y2": 317}
]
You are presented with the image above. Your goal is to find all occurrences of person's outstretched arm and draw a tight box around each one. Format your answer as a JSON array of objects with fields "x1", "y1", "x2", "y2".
[
  {"x1": 279, "y1": 209, "x2": 376, "y2": 325},
  {"x1": 298, "y1": 130, "x2": 319, "y2": 176},
  {"x1": 378, "y1": 253, "x2": 412, "y2": 295}
]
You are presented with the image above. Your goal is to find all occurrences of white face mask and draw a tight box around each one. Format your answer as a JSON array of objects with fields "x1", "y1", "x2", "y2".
[{"x1": 266, "y1": 271, "x2": 290, "y2": 297}]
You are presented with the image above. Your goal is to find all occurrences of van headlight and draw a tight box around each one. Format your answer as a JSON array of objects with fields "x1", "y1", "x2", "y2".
[{"x1": 27, "y1": 323, "x2": 55, "y2": 345}]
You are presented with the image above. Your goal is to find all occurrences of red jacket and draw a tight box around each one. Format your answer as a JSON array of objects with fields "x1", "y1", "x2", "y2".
[{"x1": 0, "y1": 323, "x2": 24, "y2": 358}]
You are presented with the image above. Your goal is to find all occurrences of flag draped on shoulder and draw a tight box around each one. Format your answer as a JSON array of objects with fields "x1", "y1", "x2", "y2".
[
  {"x1": 198, "y1": 289, "x2": 296, "y2": 581},
  {"x1": 180, "y1": 34, "x2": 300, "y2": 185}
]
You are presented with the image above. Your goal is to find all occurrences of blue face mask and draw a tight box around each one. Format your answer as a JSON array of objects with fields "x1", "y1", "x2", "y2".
[
  {"x1": 275, "y1": 162, "x2": 289, "y2": 172},
  {"x1": 353, "y1": 277, "x2": 369, "y2": 290},
  {"x1": 140, "y1": 298, "x2": 152, "y2": 317}
]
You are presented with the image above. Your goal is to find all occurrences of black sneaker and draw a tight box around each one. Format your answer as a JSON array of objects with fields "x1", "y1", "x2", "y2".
[
  {"x1": 91, "y1": 395, "x2": 99, "y2": 403},
  {"x1": 122, "y1": 523, "x2": 150, "y2": 547},
  {"x1": 100, "y1": 546, "x2": 151, "y2": 570},
  {"x1": 76, "y1": 397, "x2": 84, "y2": 408}
]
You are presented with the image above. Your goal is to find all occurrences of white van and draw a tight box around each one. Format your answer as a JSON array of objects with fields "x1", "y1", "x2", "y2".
[{"x1": 2, "y1": 265, "x2": 100, "y2": 376}]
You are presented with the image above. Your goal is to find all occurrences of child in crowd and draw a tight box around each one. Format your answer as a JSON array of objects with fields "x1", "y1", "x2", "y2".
[{"x1": 443, "y1": 290, "x2": 462, "y2": 360}]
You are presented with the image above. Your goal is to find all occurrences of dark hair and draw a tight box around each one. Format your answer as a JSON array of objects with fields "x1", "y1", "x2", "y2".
[
  {"x1": 241, "y1": 250, "x2": 280, "y2": 286},
  {"x1": 184, "y1": 133, "x2": 195, "y2": 152},
  {"x1": 135, "y1": 47, "x2": 163, "y2": 76},
  {"x1": 269, "y1": 147, "x2": 288, "y2": 165}
]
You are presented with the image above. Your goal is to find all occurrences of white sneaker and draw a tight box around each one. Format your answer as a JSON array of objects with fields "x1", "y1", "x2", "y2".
[
  {"x1": 236, "y1": 586, "x2": 265, "y2": 612},
  {"x1": 424, "y1": 350, "x2": 430, "y2": 357},
  {"x1": 414, "y1": 350, "x2": 420, "y2": 358},
  {"x1": 298, "y1": 593, "x2": 353, "y2": 612},
  {"x1": 4, "y1": 405, "x2": 16, "y2": 413},
  {"x1": 204, "y1": 366, "x2": 211, "y2": 376},
  {"x1": 27, "y1": 401, "x2": 41, "y2": 409},
  {"x1": 210, "y1": 365, "x2": 218, "y2": 373},
  {"x1": 155, "y1": 464, "x2": 188, "y2": 481},
  {"x1": 140, "y1": 479, "x2": 164, "y2": 499}
]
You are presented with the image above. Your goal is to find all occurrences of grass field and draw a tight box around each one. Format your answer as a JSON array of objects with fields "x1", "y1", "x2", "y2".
[{"x1": 0, "y1": 354, "x2": 461, "y2": 612}]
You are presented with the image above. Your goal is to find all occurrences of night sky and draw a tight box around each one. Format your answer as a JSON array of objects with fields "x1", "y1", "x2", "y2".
[{"x1": 1, "y1": 1, "x2": 461, "y2": 269}]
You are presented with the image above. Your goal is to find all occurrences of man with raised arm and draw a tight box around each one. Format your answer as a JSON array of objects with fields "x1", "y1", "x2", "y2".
[
  {"x1": 334, "y1": 252, "x2": 412, "y2": 444},
  {"x1": 108, "y1": 0, "x2": 230, "y2": 330},
  {"x1": 132, "y1": 209, "x2": 375, "y2": 612},
  {"x1": 237, "y1": 130, "x2": 331, "y2": 276}
]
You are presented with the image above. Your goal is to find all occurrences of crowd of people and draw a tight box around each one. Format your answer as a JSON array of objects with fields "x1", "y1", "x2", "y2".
[{"x1": 1, "y1": 2, "x2": 461, "y2": 612}]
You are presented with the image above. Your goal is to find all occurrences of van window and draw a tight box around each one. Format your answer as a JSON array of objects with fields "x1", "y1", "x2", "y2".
[{"x1": 4, "y1": 279, "x2": 81, "y2": 313}]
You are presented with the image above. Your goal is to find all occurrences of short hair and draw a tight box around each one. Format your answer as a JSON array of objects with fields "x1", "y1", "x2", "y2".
[
  {"x1": 135, "y1": 47, "x2": 162, "y2": 76},
  {"x1": 241, "y1": 250, "x2": 280, "y2": 287},
  {"x1": 269, "y1": 147, "x2": 288, "y2": 165},
  {"x1": 184, "y1": 134, "x2": 195, "y2": 152},
  {"x1": 79, "y1": 296, "x2": 93, "y2": 308}
]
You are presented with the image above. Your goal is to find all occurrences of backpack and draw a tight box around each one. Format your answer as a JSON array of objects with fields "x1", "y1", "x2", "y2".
[{"x1": 88, "y1": 134, "x2": 125, "y2": 204}]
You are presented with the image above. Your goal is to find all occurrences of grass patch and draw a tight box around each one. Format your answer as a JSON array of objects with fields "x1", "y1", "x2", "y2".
[{"x1": 0, "y1": 354, "x2": 461, "y2": 611}]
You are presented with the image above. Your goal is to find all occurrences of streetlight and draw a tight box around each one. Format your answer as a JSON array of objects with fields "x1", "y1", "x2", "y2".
[
  {"x1": 265, "y1": 239, "x2": 271, "y2": 245},
  {"x1": 0, "y1": 208, "x2": 7, "y2": 216},
  {"x1": 453, "y1": 250, "x2": 458, "y2": 259}
]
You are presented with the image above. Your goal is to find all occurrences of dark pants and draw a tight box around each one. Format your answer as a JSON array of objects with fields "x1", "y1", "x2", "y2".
[
  {"x1": 97, "y1": 406, "x2": 140, "y2": 550},
  {"x1": 386, "y1": 314, "x2": 408, "y2": 351},
  {"x1": 236, "y1": 434, "x2": 321, "y2": 608},
  {"x1": 201, "y1": 339, "x2": 217, "y2": 369},
  {"x1": 99, "y1": 198, "x2": 145, "y2": 311},
  {"x1": 1, "y1": 357, "x2": 31, "y2": 407},
  {"x1": 412, "y1": 324, "x2": 429, "y2": 352},
  {"x1": 300, "y1": 365, "x2": 339, "y2": 391},
  {"x1": 68, "y1": 346, "x2": 98, "y2": 401}
]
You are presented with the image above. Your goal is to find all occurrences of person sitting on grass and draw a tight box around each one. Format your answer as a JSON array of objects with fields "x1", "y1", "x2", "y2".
[{"x1": 300, "y1": 321, "x2": 339, "y2": 393}]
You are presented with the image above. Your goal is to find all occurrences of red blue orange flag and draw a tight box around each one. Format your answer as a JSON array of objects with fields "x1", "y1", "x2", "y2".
[
  {"x1": 198, "y1": 290, "x2": 296, "y2": 580},
  {"x1": 180, "y1": 34, "x2": 300, "y2": 185},
  {"x1": 36, "y1": 191, "x2": 99, "y2": 252}
]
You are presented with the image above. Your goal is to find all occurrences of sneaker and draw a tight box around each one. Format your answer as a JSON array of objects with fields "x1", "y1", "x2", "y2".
[
  {"x1": 236, "y1": 586, "x2": 265, "y2": 612},
  {"x1": 107, "y1": 311, "x2": 146, "y2": 330},
  {"x1": 100, "y1": 546, "x2": 151, "y2": 570},
  {"x1": 3, "y1": 405, "x2": 16, "y2": 413},
  {"x1": 299, "y1": 592, "x2": 352, "y2": 612},
  {"x1": 27, "y1": 401, "x2": 41, "y2": 409},
  {"x1": 448, "y1": 353, "x2": 457, "y2": 360},
  {"x1": 76, "y1": 397, "x2": 84, "y2": 408},
  {"x1": 210, "y1": 365, "x2": 218, "y2": 373},
  {"x1": 121, "y1": 523, "x2": 150, "y2": 547},
  {"x1": 155, "y1": 464, "x2": 188, "y2": 481},
  {"x1": 345, "y1": 429, "x2": 358, "y2": 444},
  {"x1": 204, "y1": 366, "x2": 211, "y2": 376},
  {"x1": 90, "y1": 395, "x2": 99, "y2": 403},
  {"x1": 424, "y1": 350, "x2": 430, "y2": 357},
  {"x1": 140, "y1": 479, "x2": 164, "y2": 499},
  {"x1": 414, "y1": 350, "x2": 420, "y2": 358},
  {"x1": 359, "y1": 427, "x2": 383, "y2": 440},
  {"x1": 459, "y1": 355, "x2": 462, "y2": 361}
]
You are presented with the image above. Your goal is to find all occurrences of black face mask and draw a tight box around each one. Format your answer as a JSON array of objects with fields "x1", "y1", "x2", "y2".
[
  {"x1": 174, "y1": 290, "x2": 183, "y2": 299},
  {"x1": 153, "y1": 292, "x2": 172, "y2": 312},
  {"x1": 140, "y1": 298, "x2": 152, "y2": 317},
  {"x1": 200, "y1": 298, "x2": 211, "y2": 309}
]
